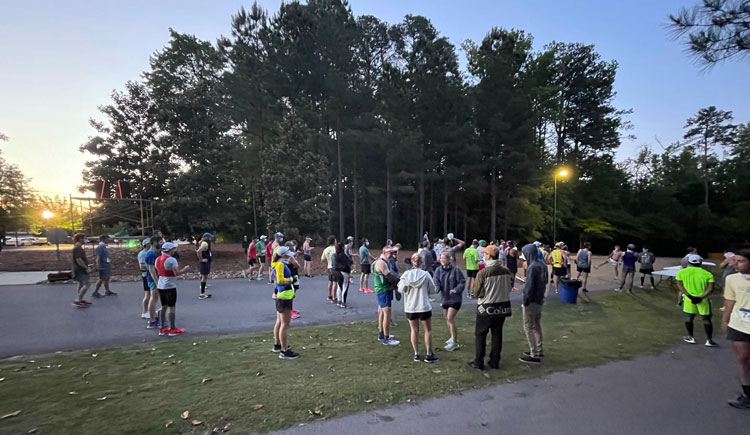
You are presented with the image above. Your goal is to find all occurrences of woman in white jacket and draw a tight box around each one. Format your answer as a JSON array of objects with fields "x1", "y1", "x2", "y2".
[{"x1": 398, "y1": 253, "x2": 440, "y2": 363}]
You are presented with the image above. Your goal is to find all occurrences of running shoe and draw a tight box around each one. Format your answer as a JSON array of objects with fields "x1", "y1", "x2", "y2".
[
  {"x1": 72, "y1": 301, "x2": 88, "y2": 308},
  {"x1": 467, "y1": 360, "x2": 484, "y2": 371},
  {"x1": 272, "y1": 344, "x2": 282, "y2": 353},
  {"x1": 271, "y1": 293, "x2": 277, "y2": 300},
  {"x1": 728, "y1": 395, "x2": 750, "y2": 409},
  {"x1": 582, "y1": 288, "x2": 589, "y2": 293},
  {"x1": 363, "y1": 288, "x2": 374, "y2": 294},
  {"x1": 523, "y1": 351, "x2": 544, "y2": 358},
  {"x1": 279, "y1": 349, "x2": 299, "y2": 360},
  {"x1": 80, "y1": 300, "x2": 92, "y2": 305},
  {"x1": 158, "y1": 327, "x2": 170, "y2": 336},
  {"x1": 359, "y1": 287, "x2": 364, "y2": 292},
  {"x1": 705, "y1": 340, "x2": 718, "y2": 347},
  {"x1": 91, "y1": 292, "x2": 102, "y2": 298},
  {"x1": 390, "y1": 320, "x2": 398, "y2": 327},
  {"x1": 423, "y1": 353, "x2": 438, "y2": 363},
  {"x1": 198, "y1": 294, "x2": 212, "y2": 299},
  {"x1": 413, "y1": 354, "x2": 421, "y2": 363},
  {"x1": 519, "y1": 355, "x2": 541, "y2": 364},
  {"x1": 639, "y1": 284, "x2": 644, "y2": 289},
  {"x1": 257, "y1": 276, "x2": 264, "y2": 281},
  {"x1": 146, "y1": 320, "x2": 159, "y2": 329},
  {"x1": 683, "y1": 336, "x2": 696, "y2": 344},
  {"x1": 141, "y1": 312, "x2": 150, "y2": 319},
  {"x1": 291, "y1": 310, "x2": 300, "y2": 319},
  {"x1": 614, "y1": 288, "x2": 622, "y2": 292},
  {"x1": 168, "y1": 328, "x2": 185, "y2": 336},
  {"x1": 381, "y1": 338, "x2": 400, "y2": 346},
  {"x1": 444, "y1": 341, "x2": 461, "y2": 352},
  {"x1": 445, "y1": 337, "x2": 454, "y2": 345},
  {"x1": 104, "y1": 291, "x2": 117, "y2": 296}
]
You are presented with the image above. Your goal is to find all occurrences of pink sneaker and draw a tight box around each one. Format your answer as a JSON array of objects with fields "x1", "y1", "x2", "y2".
[{"x1": 291, "y1": 310, "x2": 300, "y2": 319}]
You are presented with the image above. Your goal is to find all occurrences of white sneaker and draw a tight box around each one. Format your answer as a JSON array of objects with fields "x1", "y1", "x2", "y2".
[
  {"x1": 382, "y1": 338, "x2": 400, "y2": 346},
  {"x1": 639, "y1": 284, "x2": 643, "y2": 289},
  {"x1": 705, "y1": 340, "x2": 718, "y2": 347},
  {"x1": 444, "y1": 341, "x2": 461, "y2": 351},
  {"x1": 140, "y1": 312, "x2": 149, "y2": 319},
  {"x1": 683, "y1": 336, "x2": 696, "y2": 344},
  {"x1": 614, "y1": 288, "x2": 622, "y2": 292},
  {"x1": 241, "y1": 271, "x2": 247, "y2": 279},
  {"x1": 257, "y1": 276, "x2": 263, "y2": 281},
  {"x1": 445, "y1": 337, "x2": 454, "y2": 345}
]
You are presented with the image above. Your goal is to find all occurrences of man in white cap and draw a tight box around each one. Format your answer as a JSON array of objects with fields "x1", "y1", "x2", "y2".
[
  {"x1": 676, "y1": 254, "x2": 717, "y2": 347},
  {"x1": 156, "y1": 242, "x2": 190, "y2": 336},
  {"x1": 138, "y1": 238, "x2": 151, "y2": 319}
]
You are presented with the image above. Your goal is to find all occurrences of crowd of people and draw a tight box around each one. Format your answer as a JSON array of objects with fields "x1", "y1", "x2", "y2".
[{"x1": 68, "y1": 231, "x2": 750, "y2": 409}]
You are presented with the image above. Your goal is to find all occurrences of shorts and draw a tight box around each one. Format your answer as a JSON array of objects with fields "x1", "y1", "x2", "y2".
[
  {"x1": 258, "y1": 256, "x2": 265, "y2": 264},
  {"x1": 304, "y1": 254, "x2": 312, "y2": 262},
  {"x1": 405, "y1": 311, "x2": 432, "y2": 321},
  {"x1": 682, "y1": 296, "x2": 711, "y2": 317},
  {"x1": 275, "y1": 298, "x2": 294, "y2": 313},
  {"x1": 99, "y1": 266, "x2": 111, "y2": 279},
  {"x1": 466, "y1": 269, "x2": 478, "y2": 278},
  {"x1": 639, "y1": 267, "x2": 653, "y2": 275},
  {"x1": 199, "y1": 261, "x2": 211, "y2": 275},
  {"x1": 148, "y1": 280, "x2": 157, "y2": 291},
  {"x1": 327, "y1": 268, "x2": 336, "y2": 282},
  {"x1": 553, "y1": 266, "x2": 566, "y2": 277},
  {"x1": 158, "y1": 288, "x2": 177, "y2": 307},
  {"x1": 442, "y1": 302, "x2": 462, "y2": 311},
  {"x1": 577, "y1": 266, "x2": 591, "y2": 274},
  {"x1": 141, "y1": 275, "x2": 149, "y2": 291},
  {"x1": 361, "y1": 263, "x2": 371, "y2": 274},
  {"x1": 376, "y1": 291, "x2": 393, "y2": 308},
  {"x1": 248, "y1": 258, "x2": 257, "y2": 265},
  {"x1": 622, "y1": 265, "x2": 635, "y2": 274},
  {"x1": 727, "y1": 327, "x2": 750, "y2": 342},
  {"x1": 74, "y1": 273, "x2": 90, "y2": 284}
]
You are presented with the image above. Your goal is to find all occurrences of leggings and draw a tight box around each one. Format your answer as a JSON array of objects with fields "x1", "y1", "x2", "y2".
[{"x1": 336, "y1": 271, "x2": 350, "y2": 304}]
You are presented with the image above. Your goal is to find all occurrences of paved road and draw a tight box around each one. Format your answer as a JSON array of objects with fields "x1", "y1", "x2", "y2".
[{"x1": 276, "y1": 342, "x2": 747, "y2": 435}]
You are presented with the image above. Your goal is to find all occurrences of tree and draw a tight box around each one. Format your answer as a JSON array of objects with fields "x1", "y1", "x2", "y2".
[
  {"x1": 670, "y1": 0, "x2": 750, "y2": 66},
  {"x1": 683, "y1": 105, "x2": 736, "y2": 207}
]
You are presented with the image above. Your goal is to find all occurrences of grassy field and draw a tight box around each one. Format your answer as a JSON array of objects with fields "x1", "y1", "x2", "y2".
[{"x1": 0, "y1": 285, "x2": 709, "y2": 434}]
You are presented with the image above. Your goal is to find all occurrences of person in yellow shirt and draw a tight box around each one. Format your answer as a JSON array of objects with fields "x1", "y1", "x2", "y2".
[
  {"x1": 549, "y1": 243, "x2": 566, "y2": 294},
  {"x1": 320, "y1": 236, "x2": 337, "y2": 303},
  {"x1": 722, "y1": 249, "x2": 750, "y2": 409}
]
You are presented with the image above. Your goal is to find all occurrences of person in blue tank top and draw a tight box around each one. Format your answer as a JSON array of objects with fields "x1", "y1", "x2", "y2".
[{"x1": 616, "y1": 244, "x2": 638, "y2": 294}]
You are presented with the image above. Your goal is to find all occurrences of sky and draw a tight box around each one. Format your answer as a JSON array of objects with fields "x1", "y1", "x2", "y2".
[{"x1": 1, "y1": 0, "x2": 748, "y2": 197}]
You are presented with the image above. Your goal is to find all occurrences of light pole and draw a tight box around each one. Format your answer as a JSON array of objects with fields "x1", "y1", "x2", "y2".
[{"x1": 553, "y1": 169, "x2": 568, "y2": 244}]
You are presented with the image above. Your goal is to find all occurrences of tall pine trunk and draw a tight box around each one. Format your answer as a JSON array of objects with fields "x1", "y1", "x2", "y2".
[
  {"x1": 419, "y1": 172, "x2": 425, "y2": 243},
  {"x1": 352, "y1": 148, "x2": 358, "y2": 245},
  {"x1": 502, "y1": 189, "x2": 510, "y2": 240},
  {"x1": 490, "y1": 166, "x2": 497, "y2": 241},
  {"x1": 386, "y1": 163, "x2": 392, "y2": 241},
  {"x1": 703, "y1": 134, "x2": 709, "y2": 208},
  {"x1": 336, "y1": 118, "x2": 345, "y2": 242},
  {"x1": 428, "y1": 182, "x2": 434, "y2": 239},
  {"x1": 443, "y1": 180, "x2": 448, "y2": 236}
]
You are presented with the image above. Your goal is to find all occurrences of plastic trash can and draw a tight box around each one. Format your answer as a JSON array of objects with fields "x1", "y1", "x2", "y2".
[{"x1": 559, "y1": 278, "x2": 582, "y2": 304}]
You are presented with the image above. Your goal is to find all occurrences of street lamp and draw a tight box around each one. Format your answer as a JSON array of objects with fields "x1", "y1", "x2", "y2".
[{"x1": 553, "y1": 169, "x2": 569, "y2": 244}]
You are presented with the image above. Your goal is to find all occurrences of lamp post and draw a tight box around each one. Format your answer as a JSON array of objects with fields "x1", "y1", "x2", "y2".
[{"x1": 553, "y1": 169, "x2": 568, "y2": 244}]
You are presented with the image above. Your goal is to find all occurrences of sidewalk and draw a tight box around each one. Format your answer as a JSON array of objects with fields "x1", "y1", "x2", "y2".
[
  {"x1": 0, "y1": 271, "x2": 57, "y2": 285},
  {"x1": 276, "y1": 342, "x2": 746, "y2": 435}
]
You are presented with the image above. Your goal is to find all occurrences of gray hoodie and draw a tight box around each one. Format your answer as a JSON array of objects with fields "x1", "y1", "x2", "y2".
[
  {"x1": 433, "y1": 263, "x2": 465, "y2": 304},
  {"x1": 398, "y1": 268, "x2": 438, "y2": 313},
  {"x1": 522, "y1": 243, "x2": 547, "y2": 306}
]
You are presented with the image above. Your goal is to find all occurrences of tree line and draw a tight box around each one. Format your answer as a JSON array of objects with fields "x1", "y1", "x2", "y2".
[{"x1": 73, "y1": 0, "x2": 747, "y2": 255}]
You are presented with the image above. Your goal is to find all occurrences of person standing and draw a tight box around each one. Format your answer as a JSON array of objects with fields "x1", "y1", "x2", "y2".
[
  {"x1": 720, "y1": 249, "x2": 738, "y2": 290},
  {"x1": 477, "y1": 240, "x2": 487, "y2": 271},
  {"x1": 374, "y1": 247, "x2": 400, "y2": 345},
  {"x1": 255, "y1": 236, "x2": 267, "y2": 281},
  {"x1": 616, "y1": 244, "x2": 637, "y2": 293},
  {"x1": 196, "y1": 233, "x2": 213, "y2": 299},
  {"x1": 399, "y1": 253, "x2": 439, "y2": 363},
  {"x1": 595, "y1": 245, "x2": 623, "y2": 281},
  {"x1": 359, "y1": 238, "x2": 375, "y2": 293},
  {"x1": 434, "y1": 252, "x2": 466, "y2": 351},
  {"x1": 241, "y1": 235, "x2": 249, "y2": 255},
  {"x1": 271, "y1": 246, "x2": 299, "y2": 360},
  {"x1": 549, "y1": 243, "x2": 566, "y2": 294},
  {"x1": 155, "y1": 242, "x2": 190, "y2": 337},
  {"x1": 419, "y1": 241, "x2": 435, "y2": 276},
  {"x1": 681, "y1": 247, "x2": 698, "y2": 269},
  {"x1": 442, "y1": 234, "x2": 465, "y2": 262},
  {"x1": 434, "y1": 239, "x2": 444, "y2": 260},
  {"x1": 71, "y1": 233, "x2": 92, "y2": 307},
  {"x1": 92, "y1": 234, "x2": 116, "y2": 297},
  {"x1": 505, "y1": 243, "x2": 519, "y2": 289},
  {"x1": 302, "y1": 237, "x2": 314, "y2": 277},
  {"x1": 138, "y1": 238, "x2": 151, "y2": 318},
  {"x1": 468, "y1": 245, "x2": 513, "y2": 370},
  {"x1": 637, "y1": 246, "x2": 656, "y2": 289},
  {"x1": 321, "y1": 236, "x2": 337, "y2": 303},
  {"x1": 334, "y1": 242, "x2": 353, "y2": 308},
  {"x1": 463, "y1": 240, "x2": 479, "y2": 299},
  {"x1": 677, "y1": 254, "x2": 717, "y2": 347},
  {"x1": 575, "y1": 242, "x2": 592, "y2": 293},
  {"x1": 520, "y1": 243, "x2": 547, "y2": 364},
  {"x1": 242, "y1": 237, "x2": 260, "y2": 280},
  {"x1": 265, "y1": 235, "x2": 276, "y2": 284},
  {"x1": 721, "y1": 250, "x2": 750, "y2": 409}
]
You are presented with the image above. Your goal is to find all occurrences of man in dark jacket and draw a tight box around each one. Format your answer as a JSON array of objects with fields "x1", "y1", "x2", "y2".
[
  {"x1": 434, "y1": 252, "x2": 466, "y2": 351},
  {"x1": 419, "y1": 241, "x2": 435, "y2": 275},
  {"x1": 520, "y1": 243, "x2": 547, "y2": 364},
  {"x1": 469, "y1": 245, "x2": 513, "y2": 370}
]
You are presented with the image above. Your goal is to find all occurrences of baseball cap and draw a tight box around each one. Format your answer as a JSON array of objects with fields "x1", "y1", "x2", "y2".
[
  {"x1": 276, "y1": 246, "x2": 293, "y2": 257},
  {"x1": 533, "y1": 241, "x2": 542, "y2": 247},
  {"x1": 627, "y1": 244, "x2": 636, "y2": 251},
  {"x1": 275, "y1": 232, "x2": 284, "y2": 238},
  {"x1": 260, "y1": 235, "x2": 267, "y2": 240},
  {"x1": 688, "y1": 254, "x2": 703, "y2": 265},
  {"x1": 382, "y1": 246, "x2": 398, "y2": 254},
  {"x1": 202, "y1": 232, "x2": 214, "y2": 239},
  {"x1": 142, "y1": 239, "x2": 150, "y2": 247},
  {"x1": 161, "y1": 242, "x2": 178, "y2": 251},
  {"x1": 347, "y1": 236, "x2": 354, "y2": 241}
]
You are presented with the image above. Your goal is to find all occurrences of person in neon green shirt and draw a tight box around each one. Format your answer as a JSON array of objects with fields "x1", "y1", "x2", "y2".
[
  {"x1": 463, "y1": 240, "x2": 479, "y2": 298},
  {"x1": 676, "y1": 254, "x2": 716, "y2": 347}
]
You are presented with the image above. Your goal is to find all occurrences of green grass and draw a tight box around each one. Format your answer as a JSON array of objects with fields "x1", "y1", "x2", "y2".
[{"x1": 0, "y1": 285, "x2": 708, "y2": 434}]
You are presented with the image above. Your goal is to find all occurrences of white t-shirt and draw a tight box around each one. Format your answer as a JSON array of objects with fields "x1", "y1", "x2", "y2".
[
  {"x1": 157, "y1": 256, "x2": 179, "y2": 289},
  {"x1": 476, "y1": 246, "x2": 485, "y2": 265}
]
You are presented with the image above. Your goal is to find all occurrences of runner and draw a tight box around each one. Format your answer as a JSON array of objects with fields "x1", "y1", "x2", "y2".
[
  {"x1": 477, "y1": 240, "x2": 487, "y2": 271},
  {"x1": 138, "y1": 238, "x2": 151, "y2": 318},
  {"x1": 549, "y1": 242, "x2": 566, "y2": 294},
  {"x1": 681, "y1": 247, "x2": 698, "y2": 268},
  {"x1": 463, "y1": 240, "x2": 479, "y2": 299},
  {"x1": 334, "y1": 242, "x2": 353, "y2": 308},
  {"x1": 242, "y1": 237, "x2": 259, "y2": 280},
  {"x1": 71, "y1": 233, "x2": 92, "y2": 307},
  {"x1": 721, "y1": 249, "x2": 750, "y2": 409},
  {"x1": 637, "y1": 245, "x2": 656, "y2": 289},
  {"x1": 255, "y1": 235, "x2": 266, "y2": 281},
  {"x1": 676, "y1": 254, "x2": 717, "y2": 347},
  {"x1": 374, "y1": 247, "x2": 400, "y2": 345},
  {"x1": 505, "y1": 242, "x2": 519, "y2": 289},
  {"x1": 398, "y1": 253, "x2": 439, "y2": 363},
  {"x1": 418, "y1": 241, "x2": 435, "y2": 276},
  {"x1": 575, "y1": 242, "x2": 592, "y2": 293},
  {"x1": 442, "y1": 234, "x2": 465, "y2": 262},
  {"x1": 155, "y1": 242, "x2": 189, "y2": 337},
  {"x1": 720, "y1": 249, "x2": 738, "y2": 290},
  {"x1": 265, "y1": 235, "x2": 275, "y2": 284},
  {"x1": 302, "y1": 237, "x2": 313, "y2": 277},
  {"x1": 468, "y1": 245, "x2": 513, "y2": 370},
  {"x1": 145, "y1": 236, "x2": 161, "y2": 329},
  {"x1": 616, "y1": 244, "x2": 637, "y2": 293},
  {"x1": 195, "y1": 233, "x2": 214, "y2": 299},
  {"x1": 284, "y1": 241, "x2": 302, "y2": 320},
  {"x1": 271, "y1": 246, "x2": 299, "y2": 360},
  {"x1": 359, "y1": 238, "x2": 375, "y2": 293},
  {"x1": 595, "y1": 244, "x2": 623, "y2": 281},
  {"x1": 520, "y1": 243, "x2": 547, "y2": 364},
  {"x1": 92, "y1": 234, "x2": 116, "y2": 297},
  {"x1": 562, "y1": 244, "x2": 572, "y2": 278},
  {"x1": 434, "y1": 252, "x2": 466, "y2": 351},
  {"x1": 321, "y1": 236, "x2": 337, "y2": 303},
  {"x1": 433, "y1": 239, "x2": 444, "y2": 260}
]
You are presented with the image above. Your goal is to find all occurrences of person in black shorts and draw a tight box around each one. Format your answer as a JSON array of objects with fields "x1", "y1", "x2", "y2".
[
  {"x1": 434, "y1": 252, "x2": 466, "y2": 352},
  {"x1": 637, "y1": 246, "x2": 656, "y2": 289},
  {"x1": 155, "y1": 242, "x2": 190, "y2": 337},
  {"x1": 398, "y1": 253, "x2": 439, "y2": 363}
]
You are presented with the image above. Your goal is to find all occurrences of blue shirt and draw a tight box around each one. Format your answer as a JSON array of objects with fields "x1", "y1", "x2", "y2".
[
  {"x1": 623, "y1": 251, "x2": 637, "y2": 268},
  {"x1": 359, "y1": 246, "x2": 370, "y2": 264},
  {"x1": 145, "y1": 249, "x2": 158, "y2": 284},
  {"x1": 96, "y1": 242, "x2": 110, "y2": 267},
  {"x1": 137, "y1": 249, "x2": 148, "y2": 277}
]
